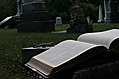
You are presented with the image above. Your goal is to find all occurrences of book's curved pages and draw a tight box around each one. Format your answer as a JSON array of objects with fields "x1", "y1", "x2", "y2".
[
  {"x1": 25, "y1": 29, "x2": 119, "y2": 78},
  {"x1": 25, "y1": 40, "x2": 106, "y2": 78},
  {"x1": 77, "y1": 29, "x2": 119, "y2": 55}
]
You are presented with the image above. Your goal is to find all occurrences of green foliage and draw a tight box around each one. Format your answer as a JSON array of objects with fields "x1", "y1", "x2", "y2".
[
  {"x1": 80, "y1": 3, "x2": 98, "y2": 22},
  {"x1": 44, "y1": 0, "x2": 73, "y2": 23},
  {"x1": 81, "y1": 0, "x2": 90, "y2": 3},
  {"x1": 0, "y1": 0, "x2": 16, "y2": 21},
  {"x1": 44, "y1": 0, "x2": 101, "y2": 23},
  {"x1": 88, "y1": 0, "x2": 104, "y2": 6}
]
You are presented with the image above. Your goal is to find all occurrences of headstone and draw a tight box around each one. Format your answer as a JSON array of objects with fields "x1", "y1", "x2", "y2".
[
  {"x1": 15, "y1": 0, "x2": 23, "y2": 17},
  {"x1": 87, "y1": 16, "x2": 90, "y2": 24},
  {"x1": 104, "y1": 0, "x2": 119, "y2": 23},
  {"x1": 17, "y1": 0, "x2": 55, "y2": 32},
  {"x1": 97, "y1": 5, "x2": 103, "y2": 23},
  {"x1": 22, "y1": 2, "x2": 45, "y2": 13},
  {"x1": 87, "y1": 16, "x2": 93, "y2": 25},
  {"x1": 55, "y1": 17, "x2": 63, "y2": 26},
  {"x1": 67, "y1": 5, "x2": 93, "y2": 33},
  {"x1": 104, "y1": 0, "x2": 108, "y2": 21}
]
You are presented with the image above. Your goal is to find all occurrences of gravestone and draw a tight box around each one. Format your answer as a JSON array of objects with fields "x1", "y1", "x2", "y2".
[
  {"x1": 55, "y1": 17, "x2": 63, "y2": 26},
  {"x1": 15, "y1": 0, "x2": 23, "y2": 17},
  {"x1": 97, "y1": 5, "x2": 104, "y2": 23},
  {"x1": 104, "y1": 0, "x2": 108, "y2": 21},
  {"x1": 17, "y1": 0, "x2": 55, "y2": 32},
  {"x1": 87, "y1": 16, "x2": 93, "y2": 25},
  {"x1": 67, "y1": 0, "x2": 93, "y2": 33},
  {"x1": 104, "y1": 0, "x2": 119, "y2": 23}
]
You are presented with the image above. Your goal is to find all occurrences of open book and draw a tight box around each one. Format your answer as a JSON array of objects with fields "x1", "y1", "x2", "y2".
[{"x1": 25, "y1": 29, "x2": 119, "y2": 78}]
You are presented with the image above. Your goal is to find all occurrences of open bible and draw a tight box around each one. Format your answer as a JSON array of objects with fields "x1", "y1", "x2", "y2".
[{"x1": 25, "y1": 29, "x2": 119, "y2": 78}]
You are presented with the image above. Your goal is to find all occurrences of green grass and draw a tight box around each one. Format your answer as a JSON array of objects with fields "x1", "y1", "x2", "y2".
[
  {"x1": 0, "y1": 23, "x2": 119, "y2": 79},
  {"x1": 93, "y1": 23, "x2": 119, "y2": 32}
]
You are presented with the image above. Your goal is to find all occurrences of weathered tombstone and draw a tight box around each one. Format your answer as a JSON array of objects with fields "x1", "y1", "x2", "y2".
[
  {"x1": 55, "y1": 17, "x2": 63, "y2": 26},
  {"x1": 104, "y1": 0, "x2": 119, "y2": 23},
  {"x1": 17, "y1": 0, "x2": 55, "y2": 32},
  {"x1": 97, "y1": 5, "x2": 104, "y2": 23},
  {"x1": 87, "y1": 16, "x2": 93, "y2": 25},
  {"x1": 104, "y1": 0, "x2": 108, "y2": 21},
  {"x1": 87, "y1": 16, "x2": 90, "y2": 24},
  {"x1": 67, "y1": 0, "x2": 93, "y2": 33},
  {"x1": 15, "y1": 0, "x2": 23, "y2": 17}
]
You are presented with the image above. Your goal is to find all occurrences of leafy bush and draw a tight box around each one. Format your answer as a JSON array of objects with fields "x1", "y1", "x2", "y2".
[
  {"x1": 44, "y1": 0, "x2": 99, "y2": 23},
  {"x1": 80, "y1": 3, "x2": 98, "y2": 22},
  {"x1": 0, "y1": 0, "x2": 16, "y2": 21},
  {"x1": 44, "y1": 0, "x2": 73, "y2": 23}
]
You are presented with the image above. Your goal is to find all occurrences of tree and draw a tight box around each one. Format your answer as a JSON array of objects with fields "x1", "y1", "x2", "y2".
[
  {"x1": 80, "y1": 3, "x2": 98, "y2": 22},
  {"x1": 0, "y1": 0, "x2": 16, "y2": 21},
  {"x1": 44, "y1": 0, "x2": 99, "y2": 23},
  {"x1": 88, "y1": 0, "x2": 104, "y2": 6},
  {"x1": 44, "y1": 0, "x2": 73, "y2": 23}
]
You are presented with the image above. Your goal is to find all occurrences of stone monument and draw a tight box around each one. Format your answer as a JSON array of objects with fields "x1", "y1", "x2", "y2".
[
  {"x1": 97, "y1": 5, "x2": 104, "y2": 23},
  {"x1": 67, "y1": 0, "x2": 93, "y2": 33},
  {"x1": 104, "y1": 0, "x2": 119, "y2": 23},
  {"x1": 17, "y1": 0, "x2": 55, "y2": 32},
  {"x1": 104, "y1": 0, "x2": 108, "y2": 21},
  {"x1": 15, "y1": 0, "x2": 23, "y2": 17}
]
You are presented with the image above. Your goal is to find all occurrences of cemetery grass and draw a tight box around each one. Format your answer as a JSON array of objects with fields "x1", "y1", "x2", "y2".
[{"x1": 0, "y1": 23, "x2": 119, "y2": 79}]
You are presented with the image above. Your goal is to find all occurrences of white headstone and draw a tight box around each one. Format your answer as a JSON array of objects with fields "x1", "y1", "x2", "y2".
[
  {"x1": 104, "y1": 0, "x2": 108, "y2": 21},
  {"x1": 87, "y1": 16, "x2": 90, "y2": 24},
  {"x1": 86, "y1": 16, "x2": 93, "y2": 25},
  {"x1": 55, "y1": 17, "x2": 63, "y2": 26},
  {"x1": 97, "y1": 5, "x2": 103, "y2": 23}
]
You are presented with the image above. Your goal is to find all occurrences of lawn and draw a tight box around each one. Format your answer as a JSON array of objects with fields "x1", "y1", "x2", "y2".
[{"x1": 0, "y1": 23, "x2": 119, "y2": 79}]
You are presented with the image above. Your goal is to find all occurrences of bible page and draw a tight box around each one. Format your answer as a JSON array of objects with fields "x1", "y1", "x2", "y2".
[{"x1": 77, "y1": 29, "x2": 119, "y2": 49}]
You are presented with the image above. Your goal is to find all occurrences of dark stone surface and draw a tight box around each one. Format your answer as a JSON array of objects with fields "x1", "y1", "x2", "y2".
[
  {"x1": 105, "y1": 0, "x2": 119, "y2": 23},
  {"x1": 66, "y1": 24, "x2": 93, "y2": 33},
  {"x1": 17, "y1": 20, "x2": 55, "y2": 32},
  {"x1": 22, "y1": 47, "x2": 51, "y2": 65},
  {"x1": 20, "y1": 11, "x2": 50, "y2": 23},
  {"x1": 108, "y1": 0, "x2": 118, "y2": 12},
  {"x1": 107, "y1": 12, "x2": 119, "y2": 20},
  {"x1": 23, "y1": 0, "x2": 43, "y2": 3},
  {"x1": 70, "y1": 6, "x2": 87, "y2": 25},
  {"x1": 22, "y1": 2, "x2": 45, "y2": 13},
  {"x1": 17, "y1": 0, "x2": 55, "y2": 33}
]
